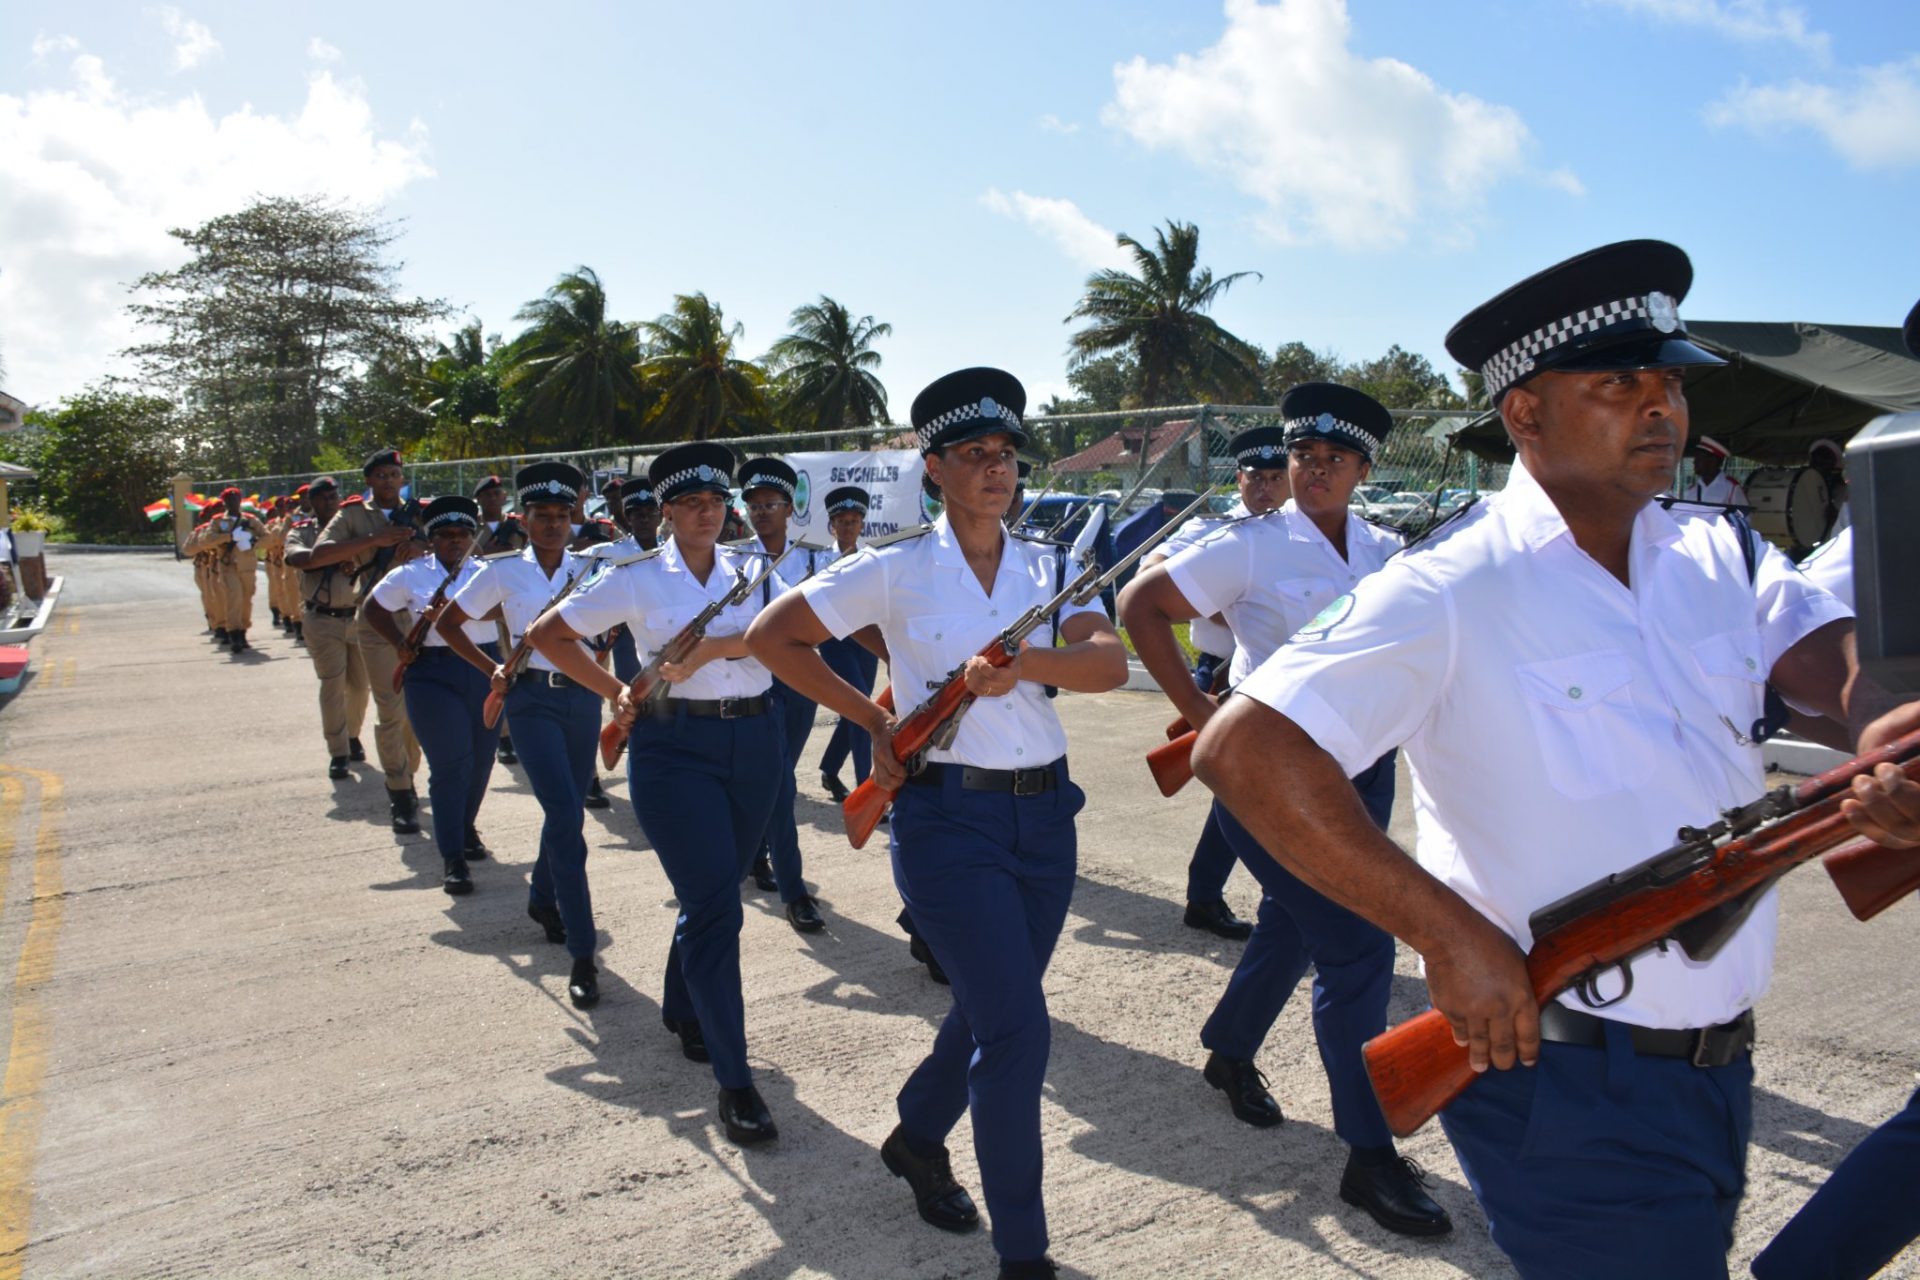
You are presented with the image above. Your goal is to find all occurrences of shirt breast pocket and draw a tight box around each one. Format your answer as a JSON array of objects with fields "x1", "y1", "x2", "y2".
[
  {"x1": 905, "y1": 613, "x2": 997, "y2": 674},
  {"x1": 1514, "y1": 650, "x2": 1654, "y2": 800},
  {"x1": 1689, "y1": 629, "x2": 1766, "y2": 728}
]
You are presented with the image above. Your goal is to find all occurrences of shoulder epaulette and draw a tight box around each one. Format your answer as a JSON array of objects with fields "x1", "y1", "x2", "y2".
[
  {"x1": 480, "y1": 548, "x2": 522, "y2": 561},
  {"x1": 1011, "y1": 527, "x2": 1070, "y2": 549},
  {"x1": 1398, "y1": 497, "x2": 1481, "y2": 553},
  {"x1": 867, "y1": 523, "x2": 933, "y2": 549},
  {"x1": 601, "y1": 545, "x2": 666, "y2": 567},
  {"x1": 340, "y1": 494, "x2": 365, "y2": 506},
  {"x1": 291, "y1": 516, "x2": 315, "y2": 528},
  {"x1": 723, "y1": 536, "x2": 757, "y2": 550}
]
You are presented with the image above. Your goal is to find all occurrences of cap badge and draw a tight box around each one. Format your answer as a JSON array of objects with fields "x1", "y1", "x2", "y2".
[
  {"x1": 1258, "y1": 445, "x2": 1275, "y2": 459},
  {"x1": 696, "y1": 465, "x2": 715, "y2": 482},
  {"x1": 1315, "y1": 412, "x2": 1335, "y2": 433},
  {"x1": 546, "y1": 480, "x2": 564, "y2": 495},
  {"x1": 978, "y1": 396, "x2": 999, "y2": 420},
  {"x1": 1648, "y1": 291, "x2": 1679, "y2": 334}
]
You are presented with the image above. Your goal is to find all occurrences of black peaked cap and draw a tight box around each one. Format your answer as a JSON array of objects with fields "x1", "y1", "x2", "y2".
[
  {"x1": 1279, "y1": 382, "x2": 1394, "y2": 461},
  {"x1": 911, "y1": 367, "x2": 1028, "y2": 454},
  {"x1": 515, "y1": 461, "x2": 585, "y2": 508},
  {"x1": 649, "y1": 442, "x2": 737, "y2": 502}
]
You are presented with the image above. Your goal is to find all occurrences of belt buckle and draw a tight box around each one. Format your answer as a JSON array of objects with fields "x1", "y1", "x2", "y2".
[
  {"x1": 1012, "y1": 768, "x2": 1044, "y2": 797},
  {"x1": 1689, "y1": 1028, "x2": 1715, "y2": 1068},
  {"x1": 718, "y1": 697, "x2": 743, "y2": 720}
]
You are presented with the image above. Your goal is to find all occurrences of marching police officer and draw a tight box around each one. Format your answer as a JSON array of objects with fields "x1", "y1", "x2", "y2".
[
  {"x1": 284, "y1": 477, "x2": 370, "y2": 777},
  {"x1": 363, "y1": 496, "x2": 501, "y2": 895},
  {"x1": 748, "y1": 368, "x2": 1129, "y2": 1280},
  {"x1": 606, "y1": 477, "x2": 663, "y2": 687},
  {"x1": 473, "y1": 476, "x2": 526, "y2": 557},
  {"x1": 815, "y1": 486, "x2": 878, "y2": 800},
  {"x1": 736, "y1": 456, "x2": 829, "y2": 932},
  {"x1": 1190, "y1": 241, "x2": 1920, "y2": 1279},
  {"x1": 1120, "y1": 386, "x2": 1444, "y2": 1237},
  {"x1": 436, "y1": 463, "x2": 602, "y2": 1007},
  {"x1": 526, "y1": 442, "x2": 788, "y2": 1146}
]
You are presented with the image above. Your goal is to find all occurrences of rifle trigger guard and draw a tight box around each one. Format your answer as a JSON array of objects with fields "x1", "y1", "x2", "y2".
[
  {"x1": 1572, "y1": 961, "x2": 1633, "y2": 1010},
  {"x1": 904, "y1": 747, "x2": 929, "y2": 778}
]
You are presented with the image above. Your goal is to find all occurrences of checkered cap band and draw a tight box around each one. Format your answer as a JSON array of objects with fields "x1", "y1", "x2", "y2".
[
  {"x1": 826, "y1": 497, "x2": 868, "y2": 516},
  {"x1": 517, "y1": 478, "x2": 579, "y2": 506},
  {"x1": 740, "y1": 472, "x2": 795, "y2": 499},
  {"x1": 621, "y1": 486, "x2": 656, "y2": 507},
  {"x1": 1282, "y1": 414, "x2": 1383, "y2": 457},
  {"x1": 657, "y1": 462, "x2": 732, "y2": 495},
  {"x1": 1480, "y1": 293, "x2": 1674, "y2": 398},
  {"x1": 915, "y1": 398, "x2": 1023, "y2": 451},
  {"x1": 424, "y1": 511, "x2": 480, "y2": 533},
  {"x1": 1235, "y1": 443, "x2": 1287, "y2": 468}
]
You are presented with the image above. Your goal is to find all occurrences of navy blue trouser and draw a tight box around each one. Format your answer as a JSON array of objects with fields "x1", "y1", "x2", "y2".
[
  {"x1": 818, "y1": 636, "x2": 877, "y2": 785},
  {"x1": 402, "y1": 645, "x2": 500, "y2": 861},
  {"x1": 1201, "y1": 751, "x2": 1397, "y2": 1149},
  {"x1": 1751, "y1": 1084, "x2": 1920, "y2": 1280},
  {"x1": 505, "y1": 675, "x2": 601, "y2": 961},
  {"x1": 759, "y1": 679, "x2": 817, "y2": 902},
  {"x1": 1441, "y1": 1020, "x2": 1754, "y2": 1279},
  {"x1": 628, "y1": 705, "x2": 782, "y2": 1090},
  {"x1": 890, "y1": 759, "x2": 1085, "y2": 1264},
  {"x1": 1182, "y1": 654, "x2": 1236, "y2": 904}
]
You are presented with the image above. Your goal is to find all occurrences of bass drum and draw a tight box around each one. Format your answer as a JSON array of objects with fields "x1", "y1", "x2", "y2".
[{"x1": 1745, "y1": 466, "x2": 1832, "y2": 550}]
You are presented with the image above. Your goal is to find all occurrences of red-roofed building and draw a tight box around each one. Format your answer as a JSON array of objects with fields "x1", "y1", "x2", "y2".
[{"x1": 1050, "y1": 418, "x2": 1227, "y2": 490}]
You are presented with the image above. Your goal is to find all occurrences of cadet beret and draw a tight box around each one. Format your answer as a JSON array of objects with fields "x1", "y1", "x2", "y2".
[
  {"x1": 619, "y1": 478, "x2": 658, "y2": 509},
  {"x1": 473, "y1": 475, "x2": 503, "y2": 498},
  {"x1": 308, "y1": 476, "x2": 339, "y2": 495},
  {"x1": 363, "y1": 446, "x2": 403, "y2": 475},
  {"x1": 1446, "y1": 239, "x2": 1724, "y2": 405},
  {"x1": 738, "y1": 457, "x2": 798, "y2": 500},
  {"x1": 824, "y1": 485, "x2": 870, "y2": 516},
  {"x1": 294, "y1": 483, "x2": 311, "y2": 496},
  {"x1": 1228, "y1": 424, "x2": 1288, "y2": 470},
  {"x1": 911, "y1": 367, "x2": 1028, "y2": 454},
  {"x1": 220, "y1": 486, "x2": 242, "y2": 498},
  {"x1": 515, "y1": 461, "x2": 584, "y2": 508},
  {"x1": 1280, "y1": 382, "x2": 1394, "y2": 462},
  {"x1": 422, "y1": 495, "x2": 481, "y2": 533},
  {"x1": 649, "y1": 442, "x2": 737, "y2": 503},
  {"x1": 1905, "y1": 298, "x2": 1920, "y2": 359}
]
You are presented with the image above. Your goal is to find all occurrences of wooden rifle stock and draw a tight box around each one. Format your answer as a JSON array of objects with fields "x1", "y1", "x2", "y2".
[
  {"x1": 481, "y1": 565, "x2": 594, "y2": 730},
  {"x1": 390, "y1": 563, "x2": 464, "y2": 694},
  {"x1": 1823, "y1": 837, "x2": 1920, "y2": 922},
  {"x1": 1147, "y1": 729, "x2": 1198, "y2": 797},
  {"x1": 1363, "y1": 729, "x2": 1920, "y2": 1138}
]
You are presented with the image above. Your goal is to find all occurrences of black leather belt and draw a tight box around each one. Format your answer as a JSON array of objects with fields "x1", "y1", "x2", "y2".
[
  {"x1": 907, "y1": 761, "x2": 1059, "y2": 796},
  {"x1": 305, "y1": 604, "x2": 356, "y2": 619},
  {"x1": 1538, "y1": 1004, "x2": 1755, "y2": 1067},
  {"x1": 639, "y1": 695, "x2": 768, "y2": 720},
  {"x1": 519, "y1": 669, "x2": 587, "y2": 690}
]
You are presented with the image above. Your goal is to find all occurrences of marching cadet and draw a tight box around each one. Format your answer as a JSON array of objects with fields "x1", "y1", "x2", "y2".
[
  {"x1": 526, "y1": 442, "x2": 788, "y2": 1145},
  {"x1": 747, "y1": 368, "x2": 1129, "y2": 1280},
  {"x1": 187, "y1": 487, "x2": 269, "y2": 652},
  {"x1": 736, "y1": 456, "x2": 829, "y2": 932},
  {"x1": 436, "y1": 463, "x2": 601, "y2": 1006},
  {"x1": 1142, "y1": 424, "x2": 1292, "y2": 943},
  {"x1": 1119, "y1": 387, "x2": 1445, "y2": 1237},
  {"x1": 363, "y1": 496, "x2": 500, "y2": 895},
  {"x1": 815, "y1": 486, "x2": 878, "y2": 801},
  {"x1": 1190, "y1": 241, "x2": 1920, "y2": 1279},
  {"x1": 283, "y1": 477, "x2": 370, "y2": 780},
  {"x1": 189, "y1": 504, "x2": 223, "y2": 641},
  {"x1": 607, "y1": 477, "x2": 662, "y2": 686},
  {"x1": 308, "y1": 448, "x2": 425, "y2": 833},
  {"x1": 260, "y1": 496, "x2": 288, "y2": 630},
  {"x1": 474, "y1": 474, "x2": 526, "y2": 766}
]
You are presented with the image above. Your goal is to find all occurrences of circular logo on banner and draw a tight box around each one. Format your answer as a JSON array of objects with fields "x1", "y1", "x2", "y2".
[
  {"x1": 793, "y1": 470, "x2": 812, "y2": 524},
  {"x1": 1298, "y1": 592, "x2": 1354, "y2": 641}
]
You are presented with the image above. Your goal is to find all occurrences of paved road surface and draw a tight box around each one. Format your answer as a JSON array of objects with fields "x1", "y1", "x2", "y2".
[{"x1": 0, "y1": 548, "x2": 1909, "y2": 1278}]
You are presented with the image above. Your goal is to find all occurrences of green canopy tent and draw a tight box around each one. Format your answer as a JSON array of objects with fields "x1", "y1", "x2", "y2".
[{"x1": 1450, "y1": 320, "x2": 1920, "y2": 465}]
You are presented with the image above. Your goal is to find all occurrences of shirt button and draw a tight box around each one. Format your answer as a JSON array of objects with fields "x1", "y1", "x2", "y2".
[
  {"x1": 1569, "y1": 686, "x2": 1583, "y2": 699},
  {"x1": 1016, "y1": 748, "x2": 1024, "y2": 756},
  {"x1": 991, "y1": 610, "x2": 998, "y2": 617},
  {"x1": 935, "y1": 631, "x2": 942, "y2": 639},
  {"x1": 1744, "y1": 657, "x2": 1757, "y2": 670}
]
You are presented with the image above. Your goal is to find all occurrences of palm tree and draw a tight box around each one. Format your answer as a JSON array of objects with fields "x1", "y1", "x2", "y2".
[
  {"x1": 1065, "y1": 220, "x2": 1263, "y2": 407},
  {"x1": 636, "y1": 293, "x2": 767, "y2": 441},
  {"x1": 767, "y1": 297, "x2": 891, "y2": 433},
  {"x1": 502, "y1": 267, "x2": 643, "y2": 451}
]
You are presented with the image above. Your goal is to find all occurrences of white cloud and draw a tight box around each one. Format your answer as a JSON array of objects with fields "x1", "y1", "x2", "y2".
[
  {"x1": 981, "y1": 189, "x2": 1130, "y2": 270},
  {"x1": 1037, "y1": 113, "x2": 1080, "y2": 135},
  {"x1": 1102, "y1": 0, "x2": 1565, "y2": 250},
  {"x1": 30, "y1": 33, "x2": 80, "y2": 63},
  {"x1": 1588, "y1": 0, "x2": 1830, "y2": 62},
  {"x1": 152, "y1": 7, "x2": 221, "y2": 72},
  {"x1": 0, "y1": 41, "x2": 434, "y2": 402},
  {"x1": 1708, "y1": 56, "x2": 1920, "y2": 169},
  {"x1": 308, "y1": 37, "x2": 342, "y2": 64}
]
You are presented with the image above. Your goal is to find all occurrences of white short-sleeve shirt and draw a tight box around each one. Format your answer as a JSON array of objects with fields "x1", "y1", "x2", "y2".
[
  {"x1": 1157, "y1": 513, "x2": 1237, "y2": 661},
  {"x1": 1236, "y1": 461, "x2": 1853, "y2": 1030},
  {"x1": 557, "y1": 537, "x2": 782, "y2": 699},
  {"x1": 1166, "y1": 502, "x2": 1401, "y2": 685},
  {"x1": 1799, "y1": 526, "x2": 1853, "y2": 608},
  {"x1": 369, "y1": 555, "x2": 494, "y2": 647},
  {"x1": 799, "y1": 515, "x2": 1105, "y2": 770},
  {"x1": 449, "y1": 546, "x2": 594, "y2": 673},
  {"x1": 742, "y1": 534, "x2": 827, "y2": 594}
]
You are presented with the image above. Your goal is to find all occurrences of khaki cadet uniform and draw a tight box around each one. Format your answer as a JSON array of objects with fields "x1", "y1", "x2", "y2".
[
  {"x1": 261, "y1": 514, "x2": 293, "y2": 620},
  {"x1": 187, "y1": 511, "x2": 269, "y2": 633},
  {"x1": 189, "y1": 520, "x2": 221, "y2": 629},
  {"x1": 315, "y1": 498, "x2": 422, "y2": 793},
  {"x1": 289, "y1": 513, "x2": 371, "y2": 760}
]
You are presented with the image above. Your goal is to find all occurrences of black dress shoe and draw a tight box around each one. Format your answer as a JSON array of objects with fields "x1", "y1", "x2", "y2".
[
  {"x1": 389, "y1": 789, "x2": 421, "y2": 835},
  {"x1": 821, "y1": 771, "x2": 850, "y2": 803},
  {"x1": 213, "y1": 627, "x2": 230, "y2": 644},
  {"x1": 583, "y1": 778, "x2": 611, "y2": 810},
  {"x1": 328, "y1": 756, "x2": 350, "y2": 780},
  {"x1": 785, "y1": 895, "x2": 825, "y2": 934},
  {"x1": 717, "y1": 1086, "x2": 778, "y2": 1144},
  {"x1": 496, "y1": 738, "x2": 517, "y2": 766},
  {"x1": 349, "y1": 737, "x2": 366, "y2": 762},
  {"x1": 443, "y1": 860, "x2": 473, "y2": 896},
  {"x1": 908, "y1": 935, "x2": 950, "y2": 985},
  {"x1": 662, "y1": 1014, "x2": 709, "y2": 1063},
  {"x1": 270, "y1": 608, "x2": 282, "y2": 626},
  {"x1": 1339, "y1": 1151, "x2": 1452, "y2": 1237},
  {"x1": 463, "y1": 831, "x2": 489, "y2": 861},
  {"x1": 228, "y1": 631, "x2": 248, "y2": 652},
  {"x1": 999, "y1": 1258, "x2": 1059, "y2": 1280},
  {"x1": 527, "y1": 902, "x2": 567, "y2": 945},
  {"x1": 880, "y1": 1125, "x2": 979, "y2": 1232},
  {"x1": 749, "y1": 855, "x2": 778, "y2": 893},
  {"x1": 568, "y1": 957, "x2": 600, "y2": 1009},
  {"x1": 1184, "y1": 898, "x2": 1253, "y2": 940},
  {"x1": 1204, "y1": 1051, "x2": 1284, "y2": 1128}
]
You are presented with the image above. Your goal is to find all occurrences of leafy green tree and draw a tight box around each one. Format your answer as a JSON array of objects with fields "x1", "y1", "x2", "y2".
[
  {"x1": 636, "y1": 293, "x2": 768, "y2": 442},
  {"x1": 1343, "y1": 345, "x2": 1463, "y2": 410},
  {"x1": 502, "y1": 267, "x2": 645, "y2": 452},
  {"x1": 1263, "y1": 341, "x2": 1343, "y2": 397},
  {"x1": 2, "y1": 386, "x2": 178, "y2": 542},
  {"x1": 1065, "y1": 220, "x2": 1263, "y2": 407},
  {"x1": 767, "y1": 297, "x2": 891, "y2": 433}
]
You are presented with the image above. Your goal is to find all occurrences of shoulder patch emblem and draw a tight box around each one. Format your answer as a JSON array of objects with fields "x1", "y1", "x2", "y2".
[{"x1": 1297, "y1": 592, "x2": 1355, "y2": 640}]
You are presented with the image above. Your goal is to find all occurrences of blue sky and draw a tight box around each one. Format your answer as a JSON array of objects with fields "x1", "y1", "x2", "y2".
[{"x1": 4, "y1": 0, "x2": 1918, "y2": 416}]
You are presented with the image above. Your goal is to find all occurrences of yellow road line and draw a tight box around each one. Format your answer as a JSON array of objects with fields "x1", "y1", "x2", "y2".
[
  {"x1": 57, "y1": 660, "x2": 74, "y2": 689},
  {"x1": 0, "y1": 767, "x2": 64, "y2": 1278}
]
